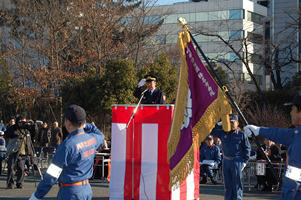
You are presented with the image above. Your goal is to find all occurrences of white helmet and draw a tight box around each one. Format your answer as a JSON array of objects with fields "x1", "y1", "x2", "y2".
[{"x1": 0, "y1": 131, "x2": 4, "y2": 136}]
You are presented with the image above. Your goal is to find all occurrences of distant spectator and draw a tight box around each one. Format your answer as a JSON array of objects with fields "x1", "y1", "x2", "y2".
[
  {"x1": 39, "y1": 122, "x2": 50, "y2": 146},
  {"x1": 100, "y1": 138, "x2": 110, "y2": 154},
  {"x1": 5, "y1": 119, "x2": 15, "y2": 141},
  {"x1": 0, "y1": 131, "x2": 6, "y2": 175},
  {"x1": 39, "y1": 122, "x2": 50, "y2": 158},
  {"x1": 0, "y1": 120, "x2": 6, "y2": 132},
  {"x1": 7, "y1": 118, "x2": 15, "y2": 128},
  {"x1": 213, "y1": 136, "x2": 222, "y2": 156},
  {"x1": 50, "y1": 121, "x2": 63, "y2": 150},
  {"x1": 200, "y1": 135, "x2": 221, "y2": 185},
  {"x1": 213, "y1": 136, "x2": 222, "y2": 149}
]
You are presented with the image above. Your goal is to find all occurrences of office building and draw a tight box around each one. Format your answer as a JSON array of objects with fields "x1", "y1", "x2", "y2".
[{"x1": 148, "y1": 0, "x2": 268, "y2": 90}]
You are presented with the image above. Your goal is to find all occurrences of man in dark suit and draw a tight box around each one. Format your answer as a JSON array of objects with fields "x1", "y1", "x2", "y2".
[{"x1": 134, "y1": 75, "x2": 166, "y2": 104}]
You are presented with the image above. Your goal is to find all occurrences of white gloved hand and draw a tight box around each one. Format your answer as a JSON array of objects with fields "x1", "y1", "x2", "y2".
[
  {"x1": 241, "y1": 163, "x2": 247, "y2": 171},
  {"x1": 243, "y1": 125, "x2": 260, "y2": 137},
  {"x1": 29, "y1": 193, "x2": 40, "y2": 200},
  {"x1": 137, "y1": 79, "x2": 146, "y2": 87}
]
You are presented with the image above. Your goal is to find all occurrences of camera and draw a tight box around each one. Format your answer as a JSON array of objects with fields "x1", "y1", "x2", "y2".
[{"x1": 17, "y1": 121, "x2": 37, "y2": 136}]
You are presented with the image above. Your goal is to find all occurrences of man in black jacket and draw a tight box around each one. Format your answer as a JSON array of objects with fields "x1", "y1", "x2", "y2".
[
  {"x1": 134, "y1": 75, "x2": 166, "y2": 104},
  {"x1": 5, "y1": 115, "x2": 34, "y2": 189}
]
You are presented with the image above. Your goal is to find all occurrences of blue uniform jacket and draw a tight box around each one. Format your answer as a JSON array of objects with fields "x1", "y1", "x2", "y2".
[
  {"x1": 259, "y1": 125, "x2": 301, "y2": 192},
  {"x1": 211, "y1": 126, "x2": 251, "y2": 163},
  {"x1": 200, "y1": 144, "x2": 221, "y2": 165},
  {"x1": 34, "y1": 123, "x2": 104, "y2": 199}
]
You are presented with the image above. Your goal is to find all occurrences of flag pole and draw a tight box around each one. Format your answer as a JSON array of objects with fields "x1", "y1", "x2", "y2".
[{"x1": 177, "y1": 17, "x2": 278, "y2": 181}]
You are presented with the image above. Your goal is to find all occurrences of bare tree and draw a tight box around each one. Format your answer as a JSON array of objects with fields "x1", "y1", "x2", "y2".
[
  {"x1": 1, "y1": 0, "x2": 163, "y2": 95},
  {"x1": 194, "y1": 18, "x2": 265, "y2": 98}
]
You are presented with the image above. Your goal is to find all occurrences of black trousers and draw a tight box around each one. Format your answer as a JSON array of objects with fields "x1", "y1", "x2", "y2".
[
  {"x1": 256, "y1": 167, "x2": 279, "y2": 189},
  {"x1": 0, "y1": 157, "x2": 4, "y2": 175},
  {"x1": 7, "y1": 153, "x2": 25, "y2": 186}
]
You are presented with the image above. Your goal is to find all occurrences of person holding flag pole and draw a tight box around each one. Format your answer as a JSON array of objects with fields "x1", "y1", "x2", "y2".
[
  {"x1": 168, "y1": 17, "x2": 279, "y2": 200},
  {"x1": 211, "y1": 114, "x2": 251, "y2": 200}
]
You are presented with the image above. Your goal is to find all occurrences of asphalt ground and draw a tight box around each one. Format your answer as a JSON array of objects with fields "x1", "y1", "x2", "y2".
[{"x1": 0, "y1": 174, "x2": 281, "y2": 200}]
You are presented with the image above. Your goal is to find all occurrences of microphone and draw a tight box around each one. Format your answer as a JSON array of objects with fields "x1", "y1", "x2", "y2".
[
  {"x1": 141, "y1": 89, "x2": 148, "y2": 95},
  {"x1": 126, "y1": 89, "x2": 148, "y2": 128}
]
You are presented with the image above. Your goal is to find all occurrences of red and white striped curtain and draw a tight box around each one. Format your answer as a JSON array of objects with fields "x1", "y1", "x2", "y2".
[{"x1": 109, "y1": 105, "x2": 199, "y2": 200}]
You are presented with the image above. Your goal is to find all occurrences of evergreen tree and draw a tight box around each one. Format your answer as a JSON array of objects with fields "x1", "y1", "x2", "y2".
[{"x1": 138, "y1": 53, "x2": 178, "y2": 103}]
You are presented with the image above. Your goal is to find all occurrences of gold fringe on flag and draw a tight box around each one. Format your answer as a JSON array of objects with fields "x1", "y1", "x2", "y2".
[{"x1": 167, "y1": 27, "x2": 190, "y2": 159}]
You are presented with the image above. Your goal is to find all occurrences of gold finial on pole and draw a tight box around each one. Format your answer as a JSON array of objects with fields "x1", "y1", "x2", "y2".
[{"x1": 177, "y1": 17, "x2": 187, "y2": 27}]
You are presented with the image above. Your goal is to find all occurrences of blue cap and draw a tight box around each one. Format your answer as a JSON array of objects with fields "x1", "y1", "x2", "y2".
[
  {"x1": 230, "y1": 114, "x2": 239, "y2": 121},
  {"x1": 64, "y1": 105, "x2": 86, "y2": 124}
]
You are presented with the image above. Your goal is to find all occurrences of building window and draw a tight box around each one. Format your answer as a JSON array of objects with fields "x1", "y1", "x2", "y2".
[
  {"x1": 166, "y1": 34, "x2": 177, "y2": 44},
  {"x1": 189, "y1": 13, "x2": 196, "y2": 22},
  {"x1": 165, "y1": 14, "x2": 178, "y2": 24},
  {"x1": 144, "y1": 15, "x2": 161, "y2": 25},
  {"x1": 195, "y1": 12, "x2": 208, "y2": 22},
  {"x1": 165, "y1": 9, "x2": 244, "y2": 25},
  {"x1": 228, "y1": 53, "x2": 239, "y2": 61},
  {"x1": 230, "y1": 30, "x2": 244, "y2": 40},
  {"x1": 218, "y1": 10, "x2": 229, "y2": 20},
  {"x1": 208, "y1": 11, "x2": 219, "y2": 21},
  {"x1": 120, "y1": 16, "x2": 132, "y2": 25},
  {"x1": 247, "y1": 11, "x2": 264, "y2": 24},
  {"x1": 229, "y1": 9, "x2": 244, "y2": 20},
  {"x1": 248, "y1": 53, "x2": 263, "y2": 64},
  {"x1": 195, "y1": 34, "x2": 208, "y2": 42},
  {"x1": 247, "y1": 32, "x2": 263, "y2": 44},
  {"x1": 241, "y1": 73, "x2": 263, "y2": 85},
  {"x1": 253, "y1": 74, "x2": 263, "y2": 85},
  {"x1": 151, "y1": 35, "x2": 166, "y2": 45}
]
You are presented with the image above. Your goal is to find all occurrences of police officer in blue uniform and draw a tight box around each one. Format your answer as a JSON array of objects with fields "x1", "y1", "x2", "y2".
[
  {"x1": 29, "y1": 105, "x2": 104, "y2": 200},
  {"x1": 211, "y1": 114, "x2": 251, "y2": 200},
  {"x1": 244, "y1": 93, "x2": 301, "y2": 200},
  {"x1": 134, "y1": 75, "x2": 166, "y2": 104},
  {"x1": 200, "y1": 135, "x2": 221, "y2": 184}
]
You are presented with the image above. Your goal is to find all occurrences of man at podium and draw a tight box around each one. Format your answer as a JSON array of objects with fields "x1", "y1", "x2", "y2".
[{"x1": 134, "y1": 75, "x2": 166, "y2": 104}]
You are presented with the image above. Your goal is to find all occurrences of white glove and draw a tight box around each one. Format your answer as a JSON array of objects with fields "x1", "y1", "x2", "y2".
[
  {"x1": 243, "y1": 125, "x2": 260, "y2": 137},
  {"x1": 202, "y1": 160, "x2": 215, "y2": 166},
  {"x1": 29, "y1": 193, "x2": 40, "y2": 200},
  {"x1": 241, "y1": 163, "x2": 247, "y2": 171},
  {"x1": 137, "y1": 79, "x2": 146, "y2": 87}
]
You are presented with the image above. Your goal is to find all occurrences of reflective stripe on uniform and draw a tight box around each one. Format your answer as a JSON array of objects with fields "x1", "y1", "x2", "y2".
[
  {"x1": 59, "y1": 180, "x2": 89, "y2": 187},
  {"x1": 46, "y1": 163, "x2": 63, "y2": 179}
]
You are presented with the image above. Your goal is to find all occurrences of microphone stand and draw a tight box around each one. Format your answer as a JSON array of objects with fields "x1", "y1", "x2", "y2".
[
  {"x1": 127, "y1": 88, "x2": 147, "y2": 200},
  {"x1": 126, "y1": 89, "x2": 148, "y2": 128}
]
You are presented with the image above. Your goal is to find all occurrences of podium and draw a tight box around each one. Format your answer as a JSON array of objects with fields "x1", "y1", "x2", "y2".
[{"x1": 109, "y1": 104, "x2": 199, "y2": 200}]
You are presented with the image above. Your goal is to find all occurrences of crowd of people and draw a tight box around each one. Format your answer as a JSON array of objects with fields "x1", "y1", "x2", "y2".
[
  {"x1": 0, "y1": 116, "x2": 65, "y2": 189},
  {"x1": 0, "y1": 74, "x2": 299, "y2": 200}
]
